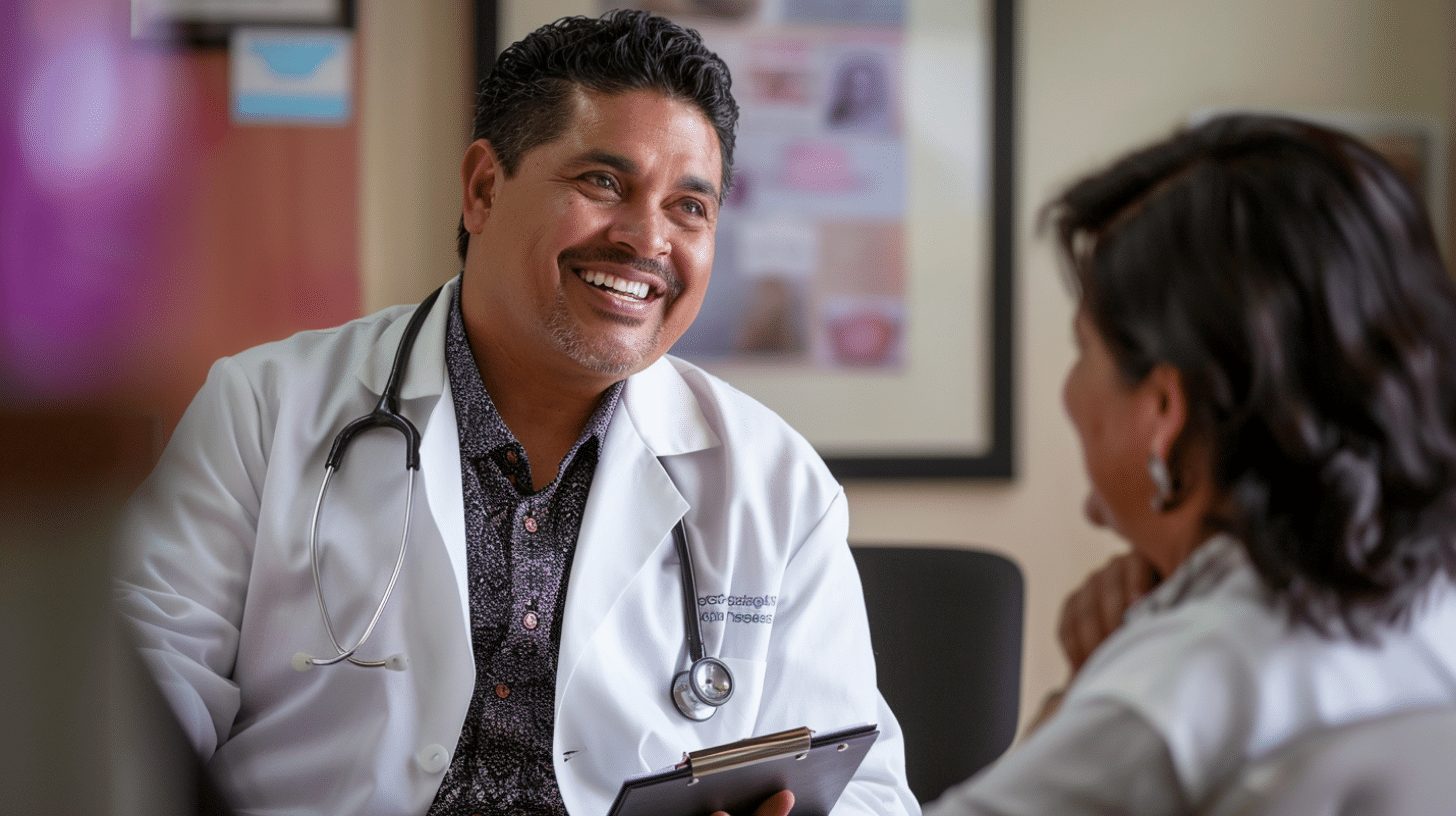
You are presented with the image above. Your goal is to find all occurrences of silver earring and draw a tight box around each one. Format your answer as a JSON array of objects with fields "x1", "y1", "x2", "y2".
[{"x1": 1147, "y1": 454, "x2": 1173, "y2": 511}]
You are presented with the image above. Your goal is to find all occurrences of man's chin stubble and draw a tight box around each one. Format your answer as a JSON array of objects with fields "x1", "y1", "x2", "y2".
[{"x1": 544, "y1": 296, "x2": 661, "y2": 377}]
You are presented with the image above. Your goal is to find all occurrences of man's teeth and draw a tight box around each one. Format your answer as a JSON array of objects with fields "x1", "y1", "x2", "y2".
[{"x1": 580, "y1": 270, "x2": 650, "y2": 299}]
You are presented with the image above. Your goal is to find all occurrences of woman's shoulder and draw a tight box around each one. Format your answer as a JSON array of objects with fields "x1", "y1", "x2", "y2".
[
  {"x1": 1074, "y1": 539, "x2": 1275, "y2": 702},
  {"x1": 1066, "y1": 536, "x2": 1456, "y2": 804}
]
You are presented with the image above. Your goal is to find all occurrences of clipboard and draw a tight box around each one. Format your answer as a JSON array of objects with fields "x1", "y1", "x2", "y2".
[{"x1": 606, "y1": 724, "x2": 879, "y2": 816}]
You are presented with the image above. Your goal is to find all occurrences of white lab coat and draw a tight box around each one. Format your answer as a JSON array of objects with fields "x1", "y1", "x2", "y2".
[{"x1": 114, "y1": 276, "x2": 918, "y2": 816}]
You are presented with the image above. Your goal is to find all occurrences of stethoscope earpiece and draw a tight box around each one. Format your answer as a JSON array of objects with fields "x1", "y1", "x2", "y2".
[{"x1": 296, "y1": 288, "x2": 442, "y2": 676}]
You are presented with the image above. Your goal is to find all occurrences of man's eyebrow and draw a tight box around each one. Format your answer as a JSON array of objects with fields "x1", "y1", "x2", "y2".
[
  {"x1": 579, "y1": 150, "x2": 637, "y2": 176},
  {"x1": 576, "y1": 150, "x2": 721, "y2": 202},
  {"x1": 678, "y1": 174, "x2": 720, "y2": 202}
]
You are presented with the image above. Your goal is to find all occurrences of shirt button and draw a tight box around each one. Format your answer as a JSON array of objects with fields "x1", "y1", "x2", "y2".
[
  {"x1": 523, "y1": 516, "x2": 538, "y2": 533},
  {"x1": 523, "y1": 611, "x2": 539, "y2": 630},
  {"x1": 505, "y1": 450, "x2": 518, "y2": 464},
  {"x1": 417, "y1": 744, "x2": 449, "y2": 773},
  {"x1": 495, "y1": 683, "x2": 511, "y2": 699}
]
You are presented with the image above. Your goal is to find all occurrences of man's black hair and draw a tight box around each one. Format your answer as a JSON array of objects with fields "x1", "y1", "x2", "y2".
[{"x1": 456, "y1": 9, "x2": 738, "y2": 263}]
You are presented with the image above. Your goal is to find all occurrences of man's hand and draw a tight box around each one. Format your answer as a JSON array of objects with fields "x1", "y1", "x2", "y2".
[
  {"x1": 1056, "y1": 552, "x2": 1159, "y2": 675},
  {"x1": 711, "y1": 789, "x2": 795, "y2": 816}
]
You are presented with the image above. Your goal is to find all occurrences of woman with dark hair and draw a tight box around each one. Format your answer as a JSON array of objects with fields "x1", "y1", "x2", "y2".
[{"x1": 927, "y1": 114, "x2": 1456, "y2": 815}]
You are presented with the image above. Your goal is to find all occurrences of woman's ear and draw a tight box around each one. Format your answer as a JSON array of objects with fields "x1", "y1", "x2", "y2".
[
  {"x1": 461, "y1": 139, "x2": 499, "y2": 235},
  {"x1": 1140, "y1": 362, "x2": 1217, "y2": 563},
  {"x1": 1142, "y1": 362, "x2": 1189, "y2": 463}
]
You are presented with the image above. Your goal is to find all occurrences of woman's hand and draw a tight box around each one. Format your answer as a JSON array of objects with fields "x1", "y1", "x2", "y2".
[
  {"x1": 711, "y1": 789, "x2": 795, "y2": 816},
  {"x1": 1056, "y1": 552, "x2": 1159, "y2": 675},
  {"x1": 1021, "y1": 553, "x2": 1159, "y2": 739}
]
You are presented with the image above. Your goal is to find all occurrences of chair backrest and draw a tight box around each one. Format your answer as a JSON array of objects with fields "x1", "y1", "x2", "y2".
[
  {"x1": 1201, "y1": 705, "x2": 1456, "y2": 816},
  {"x1": 849, "y1": 544, "x2": 1024, "y2": 804}
]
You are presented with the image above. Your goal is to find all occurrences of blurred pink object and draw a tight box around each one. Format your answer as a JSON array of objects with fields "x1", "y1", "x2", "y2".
[
  {"x1": 828, "y1": 310, "x2": 899, "y2": 367},
  {"x1": 1, "y1": 0, "x2": 180, "y2": 400},
  {"x1": 781, "y1": 141, "x2": 856, "y2": 192}
]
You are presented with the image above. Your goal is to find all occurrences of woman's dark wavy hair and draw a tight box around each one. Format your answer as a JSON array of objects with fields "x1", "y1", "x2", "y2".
[
  {"x1": 1050, "y1": 113, "x2": 1456, "y2": 638},
  {"x1": 455, "y1": 9, "x2": 738, "y2": 263}
]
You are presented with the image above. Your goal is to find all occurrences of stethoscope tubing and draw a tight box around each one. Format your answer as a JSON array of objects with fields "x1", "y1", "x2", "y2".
[
  {"x1": 671, "y1": 520, "x2": 734, "y2": 719},
  {"x1": 674, "y1": 521, "x2": 707, "y2": 663},
  {"x1": 295, "y1": 287, "x2": 441, "y2": 672},
  {"x1": 304, "y1": 466, "x2": 415, "y2": 668}
]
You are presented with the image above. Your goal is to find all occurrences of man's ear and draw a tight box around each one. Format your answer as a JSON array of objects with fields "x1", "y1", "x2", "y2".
[{"x1": 461, "y1": 139, "x2": 499, "y2": 235}]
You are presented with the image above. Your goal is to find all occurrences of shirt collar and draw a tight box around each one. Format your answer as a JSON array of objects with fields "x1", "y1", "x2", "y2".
[{"x1": 1127, "y1": 533, "x2": 1248, "y2": 621}]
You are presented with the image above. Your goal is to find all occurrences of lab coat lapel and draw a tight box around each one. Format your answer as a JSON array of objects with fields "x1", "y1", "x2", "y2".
[
  {"x1": 353, "y1": 278, "x2": 471, "y2": 645},
  {"x1": 419, "y1": 384, "x2": 469, "y2": 645},
  {"x1": 557, "y1": 357, "x2": 720, "y2": 697}
]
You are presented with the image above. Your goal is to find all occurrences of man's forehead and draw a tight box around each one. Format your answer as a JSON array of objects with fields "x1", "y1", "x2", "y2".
[
  {"x1": 564, "y1": 86, "x2": 717, "y2": 139},
  {"x1": 557, "y1": 87, "x2": 724, "y2": 190}
]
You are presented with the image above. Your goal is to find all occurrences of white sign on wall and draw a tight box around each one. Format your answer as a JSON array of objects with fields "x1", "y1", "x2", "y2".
[{"x1": 230, "y1": 27, "x2": 353, "y2": 125}]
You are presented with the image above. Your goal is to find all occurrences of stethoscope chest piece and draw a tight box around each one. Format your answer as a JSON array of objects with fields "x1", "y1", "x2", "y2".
[{"x1": 672, "y1": 655, "x2": 734, "y2": 721}]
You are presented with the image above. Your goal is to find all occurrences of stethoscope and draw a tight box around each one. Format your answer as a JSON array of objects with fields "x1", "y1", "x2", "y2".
[{"x1": 291, "y1": 286, "x2": 735, "y2": 721}]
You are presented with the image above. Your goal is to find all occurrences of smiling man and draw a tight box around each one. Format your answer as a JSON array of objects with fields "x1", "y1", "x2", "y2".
[
  {"x1": 113, "y1": 10, "x2": 917, "y2": 816},
  {"x1": 457, "y1": 86, "x2": 721, "y2": 491}
]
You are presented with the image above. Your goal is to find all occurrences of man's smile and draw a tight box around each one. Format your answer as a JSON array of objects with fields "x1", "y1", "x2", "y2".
[
  {"x1": 573, "y1": 268, "x2": 653, "y2": 301},
  {"x1": 559, "y1": 244, "x2": 680, "y2": 311}
]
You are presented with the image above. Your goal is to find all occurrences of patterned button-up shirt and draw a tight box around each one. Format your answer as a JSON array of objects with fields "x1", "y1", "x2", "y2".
[{"x1": 427, "y1": 286, "x2": 623, "y2": 816}]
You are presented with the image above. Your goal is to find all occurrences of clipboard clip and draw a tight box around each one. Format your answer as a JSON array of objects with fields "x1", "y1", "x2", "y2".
[{"x1": 684, "y1": 727, "x2": 814, "y2": 778}]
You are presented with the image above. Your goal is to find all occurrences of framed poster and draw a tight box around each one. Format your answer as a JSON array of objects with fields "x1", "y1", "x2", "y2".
[
  {"x1": 476, "y1": 0, "x2": 1015, "y2": 479},
  {"x1": 131, "y1": 0, "x2": 356, "y2": 46}
]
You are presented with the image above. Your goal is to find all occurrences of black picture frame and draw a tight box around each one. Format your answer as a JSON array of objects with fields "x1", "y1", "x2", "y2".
[
  {"x1": 131, "y1": 0, "x2": 357, "y2": 48},
  {"x1": 473, "y1": 1, "x2": 1016, "y2": 480}
]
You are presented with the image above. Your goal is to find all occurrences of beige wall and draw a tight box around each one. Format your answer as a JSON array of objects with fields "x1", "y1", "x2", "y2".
[
  {"x1": 357, "y1": 0, "x2": 474, "y2": 312},
  {"x1": 359, "y1": 0, "x2": 1455, "y2": 731}
]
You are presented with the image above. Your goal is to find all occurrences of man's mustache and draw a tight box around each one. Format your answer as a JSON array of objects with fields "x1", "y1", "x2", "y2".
[{"x1": 559, "y1": 246, "x2": 684, "y2": 300}]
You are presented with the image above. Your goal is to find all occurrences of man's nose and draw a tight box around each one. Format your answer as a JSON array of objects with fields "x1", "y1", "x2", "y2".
[{"x1": 607, "y1": 203, "x2": 671, "y2": 258}]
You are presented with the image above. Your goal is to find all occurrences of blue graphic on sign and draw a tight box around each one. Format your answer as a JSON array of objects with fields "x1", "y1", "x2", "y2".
[
  {"x1": 250, "y1": 42, "x2": 339, "y2": 77},
  {"x1": 236, "y1": 94, "x2": 348, "y2": 120}
]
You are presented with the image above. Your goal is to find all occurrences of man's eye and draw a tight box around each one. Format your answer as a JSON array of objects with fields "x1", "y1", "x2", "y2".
[
  {"x1": 586, "y1": 173, "x2": 617, "y2": 191},
  {"x1": 681, "y1": 199, "x2": 705, "y2": 217}
]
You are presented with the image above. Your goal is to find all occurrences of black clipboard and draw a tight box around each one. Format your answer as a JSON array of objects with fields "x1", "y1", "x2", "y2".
[{"x1": 606, "y1": 724, "x2": 879, "y2": 816}]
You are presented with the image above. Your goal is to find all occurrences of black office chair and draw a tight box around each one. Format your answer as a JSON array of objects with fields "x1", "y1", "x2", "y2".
[
  {"x1": 1201, "y1": 705, "x2": 1456, "y2": 816},
  {"x1": 849, "y1": 545, "x2": 1025, "y2": 804}
]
